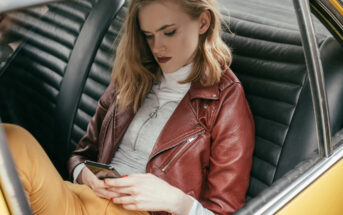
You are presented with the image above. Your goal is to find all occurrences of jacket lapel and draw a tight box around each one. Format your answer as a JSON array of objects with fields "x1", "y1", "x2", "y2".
[
  {"x1": 149, "y1": 93, "x2": 204, "y2": 160},
  {"x1": 148, "y1": 77, "x2": 222, "y2": 160}
]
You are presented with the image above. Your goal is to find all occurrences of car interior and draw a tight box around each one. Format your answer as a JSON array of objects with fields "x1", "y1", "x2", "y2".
[{"x1": 0, "y1": 0, "x2": 342, "y2": 213}]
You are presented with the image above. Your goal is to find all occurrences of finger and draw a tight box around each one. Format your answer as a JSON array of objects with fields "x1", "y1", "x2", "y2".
[
  {"x1": 90, "y1": 178, "x2": 108, "y2": 190},
  {"x1": 94, "y1": 188, "x2": 119, "y2": 199},
  {"x1": 93, "y1": 187, "x2": 114, "y2": 199},
  {"x1": 105, "y1": 191, "x2": 126, "y2": 199},
  {"x1": 121, "y1": 203, "x2": 143, "y2": 211},
  {"x1": 109, "y1": 193, "x2": 128, "y2": 199},
  {"x1": 94, "y1": 192, "x2": 108, "y2": 199},
  {"x1": 112, "y1": 195, "x2": 136, "y2": 205},
  {"x1": 104, "y1": 177, "x2": 134, "y2": 187},
  {"x1": 107, "y1": 186, "x2": 138, "y2": 196}
]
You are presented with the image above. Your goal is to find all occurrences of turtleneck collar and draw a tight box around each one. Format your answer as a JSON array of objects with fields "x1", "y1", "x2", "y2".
[{"x1": 159, "y1": 63, "x2": 192, "y2": 93}]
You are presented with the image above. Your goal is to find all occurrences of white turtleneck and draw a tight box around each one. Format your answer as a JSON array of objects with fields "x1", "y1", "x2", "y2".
[
  {"x1": 74, "y1": 63, "x2": 213, "y2": 215},
  {"x1": 110, "y1": 63, "x2": 193, "y2": 175},
  {"x1": 155, "y1": 62, "x2": 192, "y2": 106}
]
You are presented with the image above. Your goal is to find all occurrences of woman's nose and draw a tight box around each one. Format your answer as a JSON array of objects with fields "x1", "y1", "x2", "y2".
[{"x1": 151, "y1": 37, "x2": 165, "y2": 54}]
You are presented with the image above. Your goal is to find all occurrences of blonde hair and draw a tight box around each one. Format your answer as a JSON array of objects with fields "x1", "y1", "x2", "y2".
[{"x1": 112, "y1": 0, "x2": 231, "y2": 112}]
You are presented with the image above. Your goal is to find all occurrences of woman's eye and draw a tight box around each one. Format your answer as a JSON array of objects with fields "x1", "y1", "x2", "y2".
[
  {"x1": 165, "y1": 30, "x2": 176, "y2": 36},
  {"x1": 144, "y1": 34, "x2": 153, "y2": 40}
]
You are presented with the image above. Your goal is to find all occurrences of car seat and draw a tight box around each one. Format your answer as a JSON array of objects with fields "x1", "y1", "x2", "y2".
[{"x1": 0, "y1": 0, "x2": 125, "y2": 177}]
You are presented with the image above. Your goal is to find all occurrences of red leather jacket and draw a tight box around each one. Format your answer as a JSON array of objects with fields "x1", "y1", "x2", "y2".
[{"x1": 68, "y1": 68, "x2": 255, "y2": 215}]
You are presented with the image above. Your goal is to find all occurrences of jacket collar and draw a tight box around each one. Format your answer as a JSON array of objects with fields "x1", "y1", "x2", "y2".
[
  {"x1": 189, "y1": 68, "x2": 234, "y2": 100},
  {"x1": 189, "y1": 80, "x2": 219, "y2": 100}
]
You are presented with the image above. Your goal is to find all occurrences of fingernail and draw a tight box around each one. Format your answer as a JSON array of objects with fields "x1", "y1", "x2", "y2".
[{"x1": 121, "y1": 175, "x2": 128, "y2": 178}]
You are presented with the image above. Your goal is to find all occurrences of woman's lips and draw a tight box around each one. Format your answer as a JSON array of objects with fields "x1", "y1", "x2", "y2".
[{"x1": 157, "y1": 57, "x2": 171, "y2": 63}]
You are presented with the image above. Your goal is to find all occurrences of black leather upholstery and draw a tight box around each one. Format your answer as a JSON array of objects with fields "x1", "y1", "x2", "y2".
[
  {"x1": 0, "y1": 0, "x2": 97, "y2": 162},
  {"x1": 54, "y1": 0, "x2": 125, "y2": 175},
  {"x1": 69, "y1": 1, "x2": 128, "y2": 150},
  {"x1": 223, "y1": 12, "x2": 315, "y2": 199},
  {"x1": 320, "y1": 38, "x2": 343, "y2": 134},
  {"x1": 220, "y1": 0, "x2": 343, "y2": 200},
  {"x1": 218, "y1": 0, "x2": 330, "y2": 36},
  {"x1": 0, "y1": 0, "x2": 124, "y2": 177},
  {"x1": 0, "y1": 0, "x2": 342, "y2": 206}
]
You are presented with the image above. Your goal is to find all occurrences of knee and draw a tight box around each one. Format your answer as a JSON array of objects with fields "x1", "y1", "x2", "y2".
[{"x1": 1, "y1": 123, "x2": 36, "y2": 149}]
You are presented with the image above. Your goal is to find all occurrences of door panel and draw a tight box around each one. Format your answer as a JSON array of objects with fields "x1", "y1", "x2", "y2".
[{"x1": 277, "y1": 158, "x2": 343, "y2": 214}]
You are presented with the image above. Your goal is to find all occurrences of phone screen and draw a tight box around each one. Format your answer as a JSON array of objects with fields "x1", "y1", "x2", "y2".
[{"x1": 84, "y1": 160, "x2": 121, "y2": 179}]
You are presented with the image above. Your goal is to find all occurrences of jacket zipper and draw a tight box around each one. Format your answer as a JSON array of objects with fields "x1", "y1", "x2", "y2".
[
  {"x1": 161, "y1": 130, "x2": 205, "y2": 172},
  {"x1": 133, "y1": 101, "x2": 177, "y2": 150},
  {"x1": 132, "y1": 109, "x2": 157, "y2": 150}
]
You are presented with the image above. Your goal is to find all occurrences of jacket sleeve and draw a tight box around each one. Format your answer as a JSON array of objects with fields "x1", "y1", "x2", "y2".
[
  {"x1": 200, "y1": 83, "x2": 255, "y2": 214},
  {"x1": 67, "y1": 82, "x2": 116, "y2": 179}
]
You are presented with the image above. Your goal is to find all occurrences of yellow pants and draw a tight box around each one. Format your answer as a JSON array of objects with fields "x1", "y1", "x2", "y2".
[{"x1": 3, "y1": 123, "x2": 149, "y2": 215}]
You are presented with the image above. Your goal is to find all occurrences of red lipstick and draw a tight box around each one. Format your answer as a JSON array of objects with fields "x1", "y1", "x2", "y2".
[{"x1": 157, "y1": 57, "x2": 171, "y2": 63}]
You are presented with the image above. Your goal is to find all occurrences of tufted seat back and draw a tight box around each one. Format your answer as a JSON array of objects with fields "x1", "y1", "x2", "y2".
[
  {"x1": 0, "y1": 0, "x2": 125, "y2": 177},
  {"x1": 67, "y1": 1, "x2": 128, "y2": 153},
  {"x1": 0, "y1": 0, "x2": 98, "y2": 164},
  {"x1": 220, "y1": 3, "x2": 343, "y2": 199}
]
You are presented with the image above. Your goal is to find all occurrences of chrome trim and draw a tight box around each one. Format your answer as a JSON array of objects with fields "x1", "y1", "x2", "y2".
[
  {"x1": 253, "y1": 140, "x2": 343, "y2": 215},
  {"x1": 293, "y1": 0, "x2": 333, "y2": 157},
  {"x1": 312, "y1": 0, "x2": 343, "y2": 29}
]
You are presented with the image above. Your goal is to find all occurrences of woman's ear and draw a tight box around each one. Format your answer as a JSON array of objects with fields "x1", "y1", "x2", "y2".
[{"x1": 199, "y1": 10, "x2": 211, "y2": 35}]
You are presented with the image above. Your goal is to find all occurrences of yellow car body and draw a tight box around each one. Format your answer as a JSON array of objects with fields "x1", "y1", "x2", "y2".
[{"x1": 278, "y1": 152, "x2": 343, "y2": 214}]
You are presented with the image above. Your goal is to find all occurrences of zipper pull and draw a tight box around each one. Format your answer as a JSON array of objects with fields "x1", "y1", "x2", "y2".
[
  {"x1": 187, "y1": 136, "x2": 197, "y2": 143},
  {"x1": 149, "y1": 106, "x2": 159, "y2": 118}
]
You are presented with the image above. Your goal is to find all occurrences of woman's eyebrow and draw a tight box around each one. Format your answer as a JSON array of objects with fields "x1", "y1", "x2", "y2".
[{"x1": 141, "y1": 24, "x2": 175, "y2": 33}]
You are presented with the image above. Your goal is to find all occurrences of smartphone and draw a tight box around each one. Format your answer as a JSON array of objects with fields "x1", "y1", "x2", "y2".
[{"x1": 84, "y1": 160, "x2": 121, "y2": 179}]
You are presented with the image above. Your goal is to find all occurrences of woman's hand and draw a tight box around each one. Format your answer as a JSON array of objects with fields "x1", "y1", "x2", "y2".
[
  {"x1": 104, "y1": 173, "x2": 194, "y2": 215},
  {"x1": 78, "y1": 167, "x2": 114, "y2": 199}
]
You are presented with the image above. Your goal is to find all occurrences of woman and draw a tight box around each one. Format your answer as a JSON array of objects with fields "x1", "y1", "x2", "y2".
[{"x1": 5, "y1": 0, "x2": 254, "y2": 214}]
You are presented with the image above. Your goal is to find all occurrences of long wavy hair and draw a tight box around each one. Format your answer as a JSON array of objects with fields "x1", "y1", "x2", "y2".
[{"x1": 112, "y1": 0, "x2": 232, "y2": 112}]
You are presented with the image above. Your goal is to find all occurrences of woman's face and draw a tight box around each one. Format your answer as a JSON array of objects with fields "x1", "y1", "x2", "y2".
[{"x1": 138, "y1": 1, "x2": 205, "y2": 74}]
